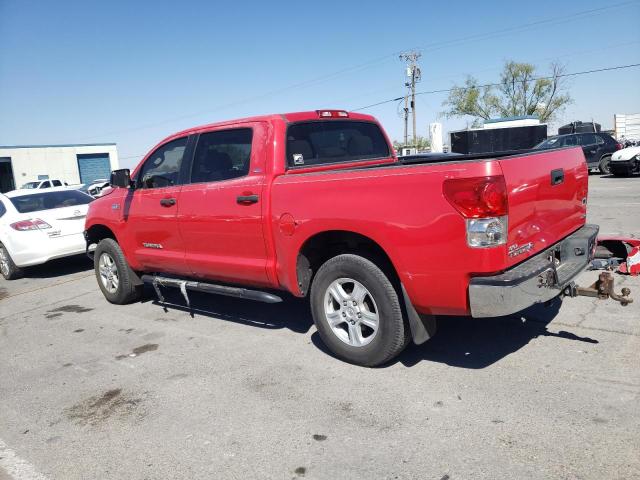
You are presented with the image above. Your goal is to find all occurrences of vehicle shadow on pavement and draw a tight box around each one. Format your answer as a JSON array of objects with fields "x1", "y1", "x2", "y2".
[
  {"x1": 393, "y1": 298, "x2": 599, "y2": 369},
  {"x1": 20, "y1": 255, "x2": 92, "y2": 279},
  {"x1": 310, "y1": 297, "x2": 598, "y2": 368},
  {"x1": 143, "y1": 287, "x2": 598, "y2": 368},
  {"x1": 144, "y1": 287, "x2": 313, "y2": 334}
]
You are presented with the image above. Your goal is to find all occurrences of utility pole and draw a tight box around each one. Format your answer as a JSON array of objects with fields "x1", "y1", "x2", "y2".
[
  {"x1": 399, "y1": 51, "x2": 422, "y2": 146},
  {"x1": 403, "y1": 95, "x2": 409, "y2": 146}
]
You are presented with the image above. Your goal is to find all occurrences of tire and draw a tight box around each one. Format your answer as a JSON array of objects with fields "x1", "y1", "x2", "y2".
[
  {"x1": 0, "y1": 243, "x2": 23, "y2": 280},
  {"x1": 94, "y1": 238, "x2": 142, "y2": 304},
  {"x1": 310, "y1": 254, "x2": 410, "y2": 367},
  {"x1": 599, "y1": 156, "x2": 611, "y2": 175}
]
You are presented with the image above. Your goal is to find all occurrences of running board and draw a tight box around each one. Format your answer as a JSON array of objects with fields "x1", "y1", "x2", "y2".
[{"x1": 140, "y1": 274, "x2": 283, "y2": 307}]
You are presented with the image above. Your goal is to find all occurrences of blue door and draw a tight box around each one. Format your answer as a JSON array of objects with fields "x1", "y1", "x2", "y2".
[{"x1": 77, "y1": 154, "x2": 111, "y2": 185}]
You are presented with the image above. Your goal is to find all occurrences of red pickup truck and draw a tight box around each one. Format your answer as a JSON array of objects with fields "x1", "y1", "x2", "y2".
[{"x1": 85, "y1": 109, "x2": 599, "y2": 366}]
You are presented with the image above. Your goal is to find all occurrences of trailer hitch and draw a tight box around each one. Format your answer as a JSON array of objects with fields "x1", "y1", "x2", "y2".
[{"x1": 565, "y1": 271, "x2": 633, "y2": 306}]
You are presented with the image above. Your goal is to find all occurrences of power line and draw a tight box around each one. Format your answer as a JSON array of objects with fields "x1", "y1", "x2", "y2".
[
  {"x1": 352, "y1": 63, "x2": 640, "y2": 111},
  {"x1": 117, "y1": 62, "x2": 639, "y2": 161},
  {"x1": 414, "y1": 1, "x2": 639, "y2": 54},
  {"x1": 81, "y1": 1, "x2": 638, "y2": 143},
  {"x1": 119, "y1": 63, "x2": 640, "y2": 162}
]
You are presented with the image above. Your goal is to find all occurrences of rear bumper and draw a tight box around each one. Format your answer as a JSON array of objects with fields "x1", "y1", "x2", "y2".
[
  {"x1": 11, "y1": 233, "x2": 87, "y2": 267},
  {"x1": 468, "y1": 224, "x2": 599, "y2": 317},
  {"x1": 610, "y1": 159, "x2": 639, "y2": 174}
]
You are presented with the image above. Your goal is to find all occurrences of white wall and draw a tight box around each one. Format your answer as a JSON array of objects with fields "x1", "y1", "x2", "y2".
[
  {"x1": 0, "y1": 144, "x2": 118, "y2": 187},
  {"x1": 483, "y1": 118, "x2": 541, "y2": 130},
  {"x1": 614, "y1": 113, "x2": 640, "y2": 141}
]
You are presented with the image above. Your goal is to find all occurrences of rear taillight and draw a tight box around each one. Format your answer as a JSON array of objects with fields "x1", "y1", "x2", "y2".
[
  {"x1": 615, "y1": 143, "x2": 623, "y2": 150},
  {"x1": 443, "y1": 176, "x2": 508, "y2": 248},
  {"x1": 443, "y1": 176, "x2": 507, "y2": 218},
  {"x1": 10, "y1": 218, "x2": 52, "y2": 231}
]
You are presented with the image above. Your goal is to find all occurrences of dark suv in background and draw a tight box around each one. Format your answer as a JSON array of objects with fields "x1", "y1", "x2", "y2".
[{"x1": 534, "y1": 132, "x2": 622, "y2": 173}]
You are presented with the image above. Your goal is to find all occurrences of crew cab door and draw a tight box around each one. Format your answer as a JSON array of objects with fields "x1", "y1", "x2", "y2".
[
  {"x1": 123, "y1": 136, "x2": 190, "y2": 274},
  {"x1": 178, "y1": 123, "x2": 270, "y2": 286}
]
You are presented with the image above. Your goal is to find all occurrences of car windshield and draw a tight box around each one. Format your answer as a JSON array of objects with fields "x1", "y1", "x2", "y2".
[
  {"x1": 21, "y1": 181, "x2": 40, "y2": 189},
  {"x1": 9, "y1": 190, "x2": 93, "y2": 213},
  {"x1": 534, "y1": 137, "x2": 562, "y2": 149}
]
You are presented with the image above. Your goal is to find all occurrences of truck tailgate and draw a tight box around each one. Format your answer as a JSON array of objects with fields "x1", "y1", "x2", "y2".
[{"x1": 499, "y1": 147, "x2": 588, "y2": 267}]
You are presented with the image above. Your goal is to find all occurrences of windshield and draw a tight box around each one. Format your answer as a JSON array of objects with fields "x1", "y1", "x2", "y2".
[
  {"x1": 10, "y1": 190, "x2": 93, "y2": 214},
  {"x1": 534, "y1": 137, "x2": 562, "y2": 149},
  {"x1": 21, "y1": 181, "x2": 40, "y2": 189}
]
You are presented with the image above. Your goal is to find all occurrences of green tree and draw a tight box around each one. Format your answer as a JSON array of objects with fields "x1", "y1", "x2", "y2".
[
  {"x1": 393, "y1": 135, "x2": 431, "y2": 152},
  {"x1": 442, "y1": 61, "x2": 571, "y2": 123}
]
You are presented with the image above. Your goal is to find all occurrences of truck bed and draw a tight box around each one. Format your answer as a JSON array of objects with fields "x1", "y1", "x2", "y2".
[{"x1": 272, "y1": 146, "x2": 588, "y2": 316}]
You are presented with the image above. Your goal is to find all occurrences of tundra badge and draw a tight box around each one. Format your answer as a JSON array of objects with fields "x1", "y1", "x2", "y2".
[{"x1": 508, "y1": 242, "x2": 533, "y2": 258}]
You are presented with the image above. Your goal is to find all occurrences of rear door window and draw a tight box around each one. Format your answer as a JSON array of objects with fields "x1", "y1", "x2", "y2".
[
  {"x1": 52, "y1": 180, "x2": 62, "y2": 186},
  {"x1": 579, "y1": 133, "x2": 597, "y2": 146},
  {"x1": 286, "y1": 121, "x2": 390, "y2": 167},
  {"x1": 190, "y1": 128, "x2": 252, "y2": 184},
  {"x1": 10, "y1": 190, "x2": 93, "y2": 214}
]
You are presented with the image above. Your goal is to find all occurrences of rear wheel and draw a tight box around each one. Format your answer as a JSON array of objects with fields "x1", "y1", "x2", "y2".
[
  {"x1": 310, "y1": 254, "x2": 409, "y2": 367},
  {"x1": 0, "y1": 243, "x2": 23, "y2": 280},
  {"x1": 599, "y1": 156, "x2": 611, "y2": 175},
  {"x1": 94, "y1": 238, "x2": 142, "y2": 304}
]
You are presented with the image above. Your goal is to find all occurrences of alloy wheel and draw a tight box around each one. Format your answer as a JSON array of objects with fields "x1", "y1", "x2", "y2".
[
  {"x1": 324, "y1": 277, "x2": 379, "y2": 347},
  {"x1": 0, "y1": 247, "x2": 9, "y2": 276},
  {"x1": 98, "y1": 252, "x2": 119, "y2": 294}
]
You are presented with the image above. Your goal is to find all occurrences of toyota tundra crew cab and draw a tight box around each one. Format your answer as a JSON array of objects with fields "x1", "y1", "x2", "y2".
[{"x1": 84, "y1": 109, "x2": 601, "y2": 366}]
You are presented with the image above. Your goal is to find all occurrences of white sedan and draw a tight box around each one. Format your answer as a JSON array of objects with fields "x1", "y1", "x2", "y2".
[{"x1": 0, "y1": 188, "x2": 94, "y2": 280}]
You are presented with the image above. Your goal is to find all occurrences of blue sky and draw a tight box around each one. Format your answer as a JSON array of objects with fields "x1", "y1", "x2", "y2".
[{"x1": 1, "y1": 0, "x2": 639, "y2": 168}]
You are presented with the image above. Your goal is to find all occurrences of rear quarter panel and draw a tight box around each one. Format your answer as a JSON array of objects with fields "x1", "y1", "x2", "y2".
[{"x1": 271, "y1": 160, "x2": 508, "y2": 316}]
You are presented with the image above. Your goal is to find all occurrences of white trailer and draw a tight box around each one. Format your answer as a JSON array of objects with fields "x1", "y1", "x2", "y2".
[{"x1": 614, "y1": 113, "x2": 640, "y2": 142}]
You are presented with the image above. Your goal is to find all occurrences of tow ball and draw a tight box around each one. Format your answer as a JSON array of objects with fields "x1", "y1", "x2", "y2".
[{"x1": 565, "y1": 272, "x2": 633, "y2": 306}]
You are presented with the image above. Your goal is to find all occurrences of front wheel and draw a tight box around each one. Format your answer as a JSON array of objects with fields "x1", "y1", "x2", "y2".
[
  {"x1": 94, "y1": 238, "x2": 142, "y2": 304},
  {"x1": 599, "y1": 156, "x2": 611, "y2": 175},
  {"x1": 310, "y1": 254, "x2": 410, "y2": 367}
]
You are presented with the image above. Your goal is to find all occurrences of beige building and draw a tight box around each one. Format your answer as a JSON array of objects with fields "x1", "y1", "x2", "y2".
[{"x1": 0, "y1": 143, "x2": 119, "y2": 193}]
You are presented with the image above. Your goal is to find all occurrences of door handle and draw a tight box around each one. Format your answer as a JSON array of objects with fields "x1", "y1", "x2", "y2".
[
  {"x1": 237, "y1": 194, "x2": 259, "y2": 205},
  {"x1": 160, "y1": 198, "x2": 176, "y2": 207},
  {"x1": 551, "y1": 168, "x2": 564, "y2": 185}
]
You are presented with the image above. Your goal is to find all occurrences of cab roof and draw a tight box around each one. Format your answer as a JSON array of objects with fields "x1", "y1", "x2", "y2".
[{"x1": 169, "y1": 110, "x2": 378, "y2": 140}]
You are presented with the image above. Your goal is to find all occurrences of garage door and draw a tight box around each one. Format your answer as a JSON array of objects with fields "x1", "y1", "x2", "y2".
[{"x1": 77, "y1": 154, "x2": 111, "y2": 185}]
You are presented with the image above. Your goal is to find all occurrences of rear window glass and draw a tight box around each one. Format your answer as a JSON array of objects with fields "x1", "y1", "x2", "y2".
[
  {"x1": 286, "y1": 121, "x2": 390, "y2": 167},
  {"x1": 10, "y1": 190, "x2": 93, "y2": 214}
]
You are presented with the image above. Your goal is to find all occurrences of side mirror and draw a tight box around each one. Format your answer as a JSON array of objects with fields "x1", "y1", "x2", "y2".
[{"x1": 110, "y1": 169, "x2": 132, "y2": 188}]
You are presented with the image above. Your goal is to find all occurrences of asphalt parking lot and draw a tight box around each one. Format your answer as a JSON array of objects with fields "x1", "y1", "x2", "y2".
[{"x1": 1, "y1": 174, "x2": 639, "y2": 480}]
